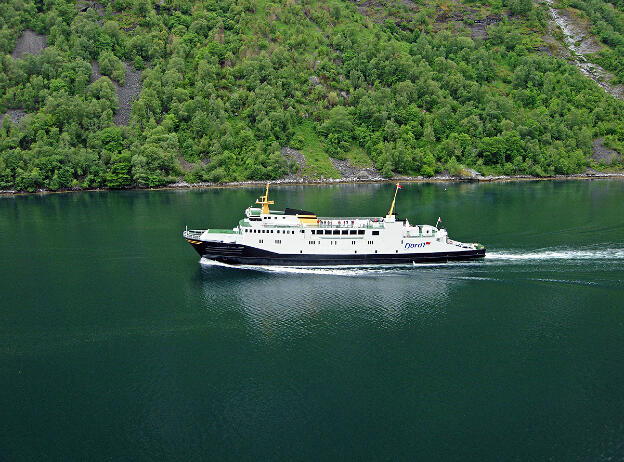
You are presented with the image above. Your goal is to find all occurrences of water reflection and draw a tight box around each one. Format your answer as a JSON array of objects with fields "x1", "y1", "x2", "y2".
[{"x1": 194, "y1": 260, "x2": 482, "y2": 341}]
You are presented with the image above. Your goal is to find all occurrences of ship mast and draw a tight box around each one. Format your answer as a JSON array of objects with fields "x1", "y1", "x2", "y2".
[
  {"x1": 386, "y1": 183, "x2": 401, "y2": 219},
  {"x1": 256, "y1": 182, "x2": 274, "y2": 214}
]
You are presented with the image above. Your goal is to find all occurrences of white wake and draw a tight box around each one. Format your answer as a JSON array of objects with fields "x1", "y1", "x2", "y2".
[{"x1": 486, "y1": 247, "x2": 624, "y2": 261}]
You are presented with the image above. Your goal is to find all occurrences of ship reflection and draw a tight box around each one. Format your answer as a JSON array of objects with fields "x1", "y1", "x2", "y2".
[{"x1": 194, "y1": 260, "x2": 481, "y2": 340}]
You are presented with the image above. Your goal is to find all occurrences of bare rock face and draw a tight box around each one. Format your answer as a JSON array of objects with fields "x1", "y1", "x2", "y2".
[
  {"x1": 329, "y1": 157, "x2": 381, "y2": 180},
  {"x1": 469, "y1": 23, "x2": 487, "y2": 40},
  {"x1": 76, "y1": 0, "x2": 105, "y2": 16},
  {"x1": 281, "y1": 147, "x2": 306, "y2": 176},
  {"x1": 540, "y1": 0, "x2": 624, "y2": 101},
  {"x1": 91, "y1": 61, "x2": 143, "y2": 126},
  {"x1": 592, "y1": 138, "x2": 619, "y2": 164},
  {"x1": 114, "y1": 63, "x2": 142, "y2": 126},
  {"x1": 1, "y1": 109, "x2": 28, "y2": 125},
  {"x1": 11, "y1": 30, "x2": 47, "y2": 59}
]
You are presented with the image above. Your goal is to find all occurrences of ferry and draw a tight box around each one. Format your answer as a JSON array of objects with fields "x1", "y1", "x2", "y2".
[{"x1": 183, "y1": 183, "x2": 486, "y2": 266}]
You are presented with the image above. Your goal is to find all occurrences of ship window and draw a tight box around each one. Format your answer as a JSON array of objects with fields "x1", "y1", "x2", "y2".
[
  {"x1": 259, "y1": 239, "x2": 263, "y2": 243},
  {"x1": 277, "y1": 230, "x2": 280, "y2": 234},
  {"x1": 341, "y1": 230, "x2": 348, "y2": 235},
  {"x1": 275, "y1": 240, "x2": 281, "y2": 244},
  {"x1": 350, "y1": 230, "x2": 357, "y2": 235},
  {"x1": 270, "y1": 230, "x2": 274, "y2": 233},
  {"x1": 311, "y1": 230, "x2": 315, "y2": 235},
  {"x1": 301, "y1": 230, "x2": 305, "y2": 234},
  {"x1": 333, "y1": 230, "x2": 340, "y2": 235},
  {"x1": 358, "y1": 230, "x2": 365, "y2": 235},
  {"x1": 372, "y1": 231, "x2": 379, "y2": 235},
  {"x1": 352, "y1": 241, "x2": 356, "y2": 245}
]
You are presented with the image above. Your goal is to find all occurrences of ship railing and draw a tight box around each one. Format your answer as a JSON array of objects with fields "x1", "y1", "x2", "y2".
[
  {"x1": 447, "y1": 239, "x2": 477, "y2": 249},
  {"x1": 316, "y1": 218, "x2": 385, "y2": 229},
  {"x1": 183, "y1": 229, "x2": 204, "y2": 240}
]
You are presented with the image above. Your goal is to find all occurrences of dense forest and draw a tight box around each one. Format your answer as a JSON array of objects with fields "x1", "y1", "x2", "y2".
[{"x1": 0, "y1": 0, "x2": 623, "y2": 191}]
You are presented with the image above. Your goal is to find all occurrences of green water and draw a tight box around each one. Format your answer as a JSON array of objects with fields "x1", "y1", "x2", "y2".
[{"x1": 1, "y1": 181, "x2": 623, "y2": 461}]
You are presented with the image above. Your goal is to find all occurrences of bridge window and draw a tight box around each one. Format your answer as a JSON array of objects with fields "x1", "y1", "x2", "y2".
[
  {"x1": 372, "y1": 230, "x2": 379, "y2": 235},
  {"x1": 358, "y1": 230, "x2": 365, "y2": 235},
  {"x1": 333, "y1": 230, "x2": 340, "y2": 235},
  {"x1": 341, "y1": 230, "x2": 348, "y2": 235},
  {"x1": 350, "y1": 230, "x2": 357, "y2": 235}
]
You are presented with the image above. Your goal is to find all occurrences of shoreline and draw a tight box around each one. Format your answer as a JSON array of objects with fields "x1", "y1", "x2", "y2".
[{"x1": 1, "y1": 171, "x2": 624, "y2": 195}]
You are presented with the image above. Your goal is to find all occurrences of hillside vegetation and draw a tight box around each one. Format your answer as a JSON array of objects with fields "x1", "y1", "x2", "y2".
[{"x1": 0, "y1": 0, "x2": 623, "y2": 191}]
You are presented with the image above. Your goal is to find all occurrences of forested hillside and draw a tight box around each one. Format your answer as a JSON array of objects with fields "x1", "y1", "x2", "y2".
[{"x1": 1, "y1": 0, "x2": 623, "y2": 191}]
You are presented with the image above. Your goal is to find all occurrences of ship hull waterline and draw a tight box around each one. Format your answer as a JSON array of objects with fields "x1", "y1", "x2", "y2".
[{"x1": 186, "y1": 239, "x2": 486, "y2": 266}]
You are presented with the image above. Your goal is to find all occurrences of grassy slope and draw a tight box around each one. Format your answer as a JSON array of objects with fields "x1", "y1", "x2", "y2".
[{"x1": 296, "y1": 122, "x2": 341, "y2": 178}]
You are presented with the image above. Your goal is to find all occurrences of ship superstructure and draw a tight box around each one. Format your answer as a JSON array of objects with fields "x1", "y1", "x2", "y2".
[{"x1": 183, "y1": 183, "x2": 485, "y2": 266}]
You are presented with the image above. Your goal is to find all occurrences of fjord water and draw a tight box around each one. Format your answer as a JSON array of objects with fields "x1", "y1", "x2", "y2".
[{"x1": 1, "y1": 181, "x2": 623, "y2": 461}]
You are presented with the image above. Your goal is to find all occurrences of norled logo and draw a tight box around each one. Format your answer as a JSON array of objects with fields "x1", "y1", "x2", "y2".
[{"x1": 405, "y1": 242, "x2": 430, "y2": 249}]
